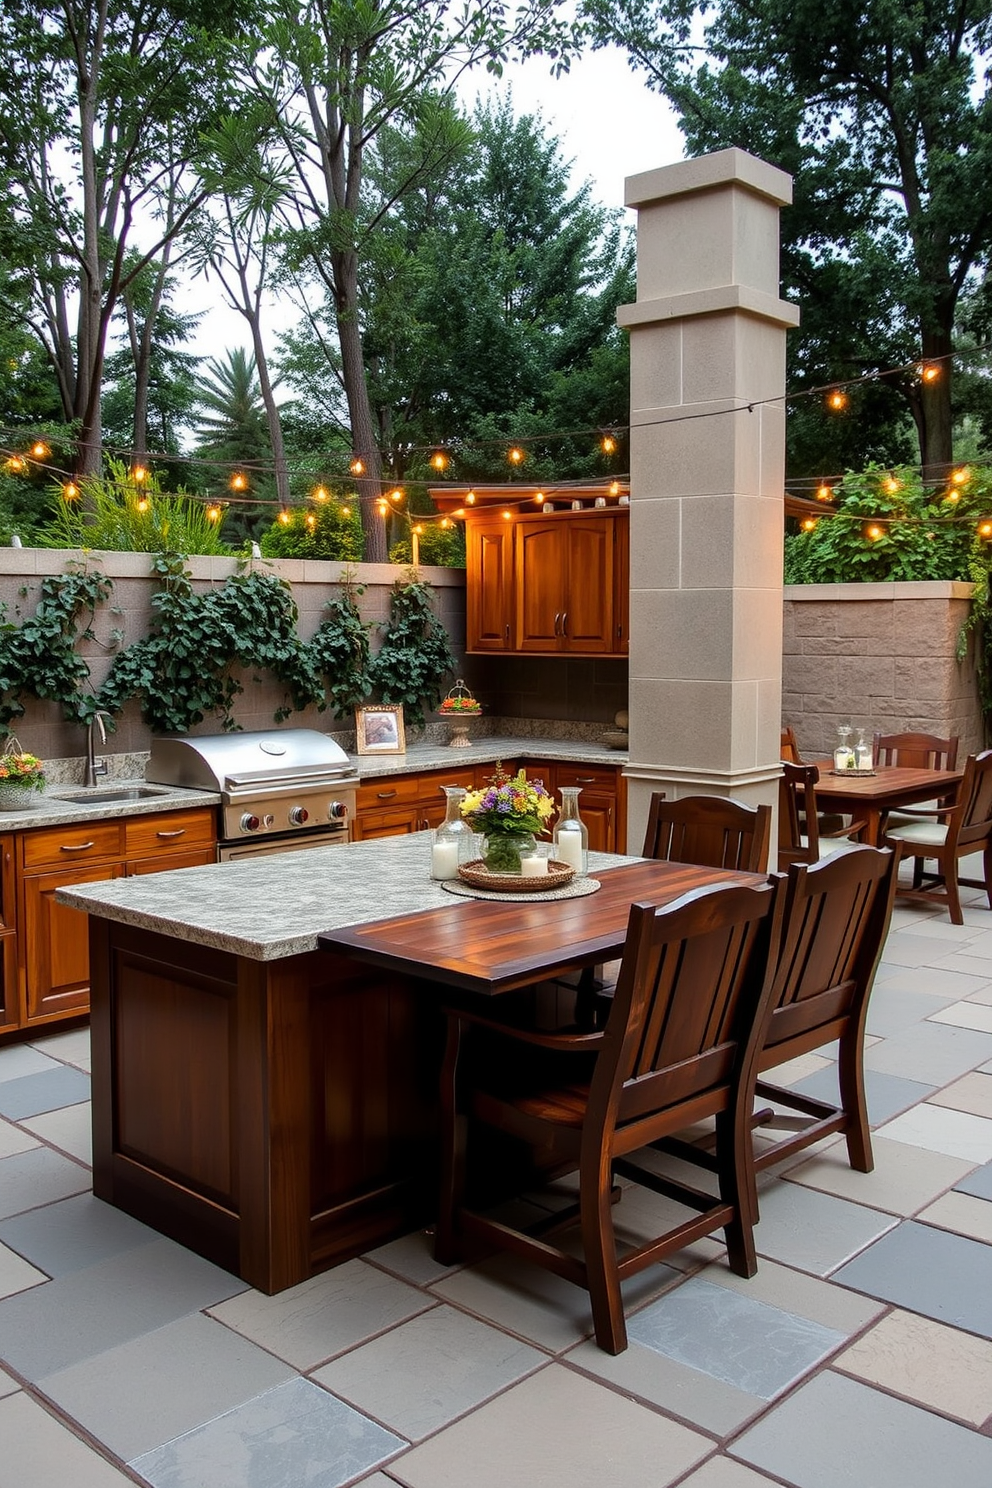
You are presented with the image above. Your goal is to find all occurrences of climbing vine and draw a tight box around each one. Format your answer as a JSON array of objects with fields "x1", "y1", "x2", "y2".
[
  {"x1": 0, "y1": 563, "x2": 114, "y2": 731},
  {"x1": 308, "y1": 571, "x2": 373, "y2": 720},
  {"x1": 367, "y1": 573, "x2": 456, "y2": 729}
]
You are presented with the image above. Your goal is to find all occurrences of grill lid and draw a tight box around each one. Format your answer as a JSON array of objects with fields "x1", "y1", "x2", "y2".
[{"x1": 146, "y1": 729, "x2": 354, "y2": 793}]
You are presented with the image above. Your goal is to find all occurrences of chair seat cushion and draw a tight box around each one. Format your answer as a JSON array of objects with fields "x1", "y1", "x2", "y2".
[
  {"x1": 799, "y1": 836, "x2": 864, "y2": 861},
  {"x1": 884, "y1": 821, "x2": 948, "y2": 847}
]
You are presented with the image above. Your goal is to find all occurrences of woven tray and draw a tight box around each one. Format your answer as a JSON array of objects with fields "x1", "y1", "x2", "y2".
[
  {"x1": 443, "y1": 876, "x2": 601, "y2": 903},
  {"x1": 457, "y1": 857, "x2": 575, "y2": 892},
  {"x1": 829, "y1": 768, "x2": 876, "y2": 778}
]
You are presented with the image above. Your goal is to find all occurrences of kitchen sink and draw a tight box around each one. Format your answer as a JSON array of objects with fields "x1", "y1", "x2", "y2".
[{"x1": 51, "y1": 786, "x2": 172, "y2": 805}]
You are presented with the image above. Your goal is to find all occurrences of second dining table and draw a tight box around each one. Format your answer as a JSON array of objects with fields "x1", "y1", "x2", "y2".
[{"x1": 811, "y1": 761, "x2": 963, "y2": 846}]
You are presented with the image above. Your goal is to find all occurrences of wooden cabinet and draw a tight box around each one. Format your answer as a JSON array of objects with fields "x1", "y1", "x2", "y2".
[
  {"x1": 466, "y1": 509, "x2": 628, "y2": 657},
  {"x1": 3, "y1": 805, "x2": 217, "y2": 1038}
]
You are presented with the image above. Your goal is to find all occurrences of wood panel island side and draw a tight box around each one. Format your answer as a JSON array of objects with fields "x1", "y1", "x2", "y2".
[{"x1": 58, "y1": 834, "x2": 642, "y2": 1294}]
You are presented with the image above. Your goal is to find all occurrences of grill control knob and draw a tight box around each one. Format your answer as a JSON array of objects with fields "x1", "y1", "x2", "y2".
[
  {"x1": 240, "y1": 813, "x2": 261, "y2": 834},
  {"x1": 288, "y1": 805, "x2": 309, "y2": 826},
  {"x1": 328, "y1": 800, "x2": 348, "y2": 821}
]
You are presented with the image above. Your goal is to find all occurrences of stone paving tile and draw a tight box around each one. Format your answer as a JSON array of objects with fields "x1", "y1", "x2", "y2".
[
  {"x1": 129, "y1": 1377, "x2": 404, "y2": 1488},
  {"x1": 918, "y1": 1189, "x2": 992, "y2": 1244},
  {"x1": 751, "y1": 1177, "x2": 897, "y2": 1276},
  {"x1": 955, "y1": 1159, "x2": 992, "y2": 1200},
  {"x1": 833, "y1": 1220, "x2": 992, "y2": 1337},
  {"x1": 388, "y1": 1363, "x2": 712, "y2": 1488},
  {"x1": 690, "y1": 1256, "x2": 886, "y2": 1336},
  {"x1": 863, "y1": 1020, "x2": 992, "y2": 1086},
  {"x1": 0, "y1": 1044, "x2": 62, "y2": 1083},
  {"x1": 877, "y1": 1102, "x2": 992, "y2": 1163},
  {"x1": 208, "y1": 1258, "x2": 433, "y2": 1371},
  {"x1": 19, "y1": 1101, "x2": 92, "y2": 1164},
  {"x1": 0, "y1": 1239, "x2": 48, "y2": 1300},
  {"x1": 866, "y1": 984, "x2": 962, "y2": 1037},
  {"x1": 834, "y1": 1308, "x2": 992, "y2": 1427},
  {"x1": 313, "y1": 1304, "x2": 543, "y2": 1442},
  {"x1": 28, "y1": 1027, "x2": 91, "y2": 1068},
  {"x1": 0, "y1": 1390, "x2": 137, "y2": 1487},
  {"x1": 784, "y1": 1065, "x2": 936, "y2": 1127},
  {"x1": 0, "y1": 1065, "x2": 91, "y2": 1120},
  {"x1": 0, "y1": 1144, "x2": 90, "y2": 1220},
  {"x1": 363, "y1": 1228, "x2": 456, "y2": 1287},
  {"x1": 0, "y1": 1115, "x2": 40, "y2": 1159},
  {"x1": 677, "y1": 1461, "x2": 791, "y2": 1488},
  {"x1": 784, "y1": 1132, "x2": 974, "y2": 1216},
  {"x1": 0, "y1": 1193, "x2": 160, "y2": 1278},
  {"x1": 731, "y1": 1370, "x2": 992, "y2": 1488},
  {"x1": 929, "y1": 1070, "x2": 992, "y2": 1117},
  {"x1": 931, "y1": 1000, "x2": 992, "y2": 1034}
]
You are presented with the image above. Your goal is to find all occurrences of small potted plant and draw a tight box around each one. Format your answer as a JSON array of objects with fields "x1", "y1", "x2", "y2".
[
  {"x1": 0, "y1": 738, "x2": 46, "y2": 810},
  {"x1": 460, "y1": 762, "x2": 554, "y2": 873},
  {"x1": 438, "y1": 679, "x2": 482, "y2": 748}
]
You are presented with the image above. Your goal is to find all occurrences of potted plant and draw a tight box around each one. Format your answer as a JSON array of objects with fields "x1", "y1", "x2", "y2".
[{"x1": 0, "y1": 739, "x2": 45, "y2": 809}]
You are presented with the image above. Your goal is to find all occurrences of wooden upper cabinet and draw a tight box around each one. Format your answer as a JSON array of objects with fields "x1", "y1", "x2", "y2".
[
  {"x1": 466, "y1": 508, "x2": 628, "y2": 657},
  {"x1": 465, "y1": 517, "x2": 515, "y2": 652}
]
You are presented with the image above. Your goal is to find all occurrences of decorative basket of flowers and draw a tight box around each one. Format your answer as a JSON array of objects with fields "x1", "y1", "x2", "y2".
[
  {"x1": 458, "y1": 762, "x2": 570, "y2": 882},
  {"x1": 438, "y1": 678, "x2": 482, "y2": 748},
  {"x1": 0, "y1": 738, "x2": 45, "y2": 810}
]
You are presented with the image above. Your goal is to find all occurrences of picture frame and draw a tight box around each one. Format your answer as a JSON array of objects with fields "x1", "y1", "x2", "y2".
[{"x1": 354, "y1": 705, "x2": 406, "y2": 755}]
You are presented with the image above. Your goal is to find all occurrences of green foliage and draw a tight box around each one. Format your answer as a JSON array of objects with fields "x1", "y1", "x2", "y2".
[
  {"x1": 0, "y1": 563, "x2": 114, "y2": 729},
  {"x1": 37, "y1": 459, "x2": 232, "y2": 556},
  {"x1": 97, "y1": 553, "x2": 322, "y2": 732},
  {"x1": 784, "y1": 465, "x2": 986, "y2": 584},
  {"x1": 368, "y1": 574, "x2": 456, "y2": 729},
  {"x1": 308, "y1": 574, "x2": 373, "y2": 720},
  {"x1": 388, "y1": 525, "x2": 465, "y2": 567},
  {"x1": 260, "y1": 501, "x2": 365, "y2": 561}
]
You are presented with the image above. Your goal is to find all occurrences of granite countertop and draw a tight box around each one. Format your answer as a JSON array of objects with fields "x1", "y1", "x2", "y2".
[
  {"x1": 352, "y1": 736, "x2": 627, "y2": 780},
  {"x1": 0, "y1": 781, "x2": 220, "y2": 831},
  {"x1": 56, "y1": 833, "x2": 642, "y2": 962}
]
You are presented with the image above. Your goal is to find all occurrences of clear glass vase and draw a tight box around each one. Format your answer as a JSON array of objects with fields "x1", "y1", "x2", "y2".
[
  {"x1": 553, "y1": 787, "x2": 589, "y2": 875},
  {"x1": 482, "y1": 831, "x2": 536, "y2": 875},
  {"x1": 430, "y1": 786, "x2": 476, "y2": 880}
]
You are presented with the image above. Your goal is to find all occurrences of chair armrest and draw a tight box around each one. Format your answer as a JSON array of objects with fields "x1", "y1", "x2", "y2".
[
  {"x1": 445, "y1": 1003, "x2": 606, "y2": 1051},
  {"x1": 821, "y1": 818, "x2": 868, "y2": 840}
]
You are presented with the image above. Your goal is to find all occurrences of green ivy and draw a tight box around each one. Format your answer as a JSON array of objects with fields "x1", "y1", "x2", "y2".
[
  {"x1": 97, "y1": 554, "x2": 323, "y2": 732},
  {"x1": 0, "y1": 563, "x2": 113, "y2": 730},
  {"x1": 308, "y1": 572, "x2": 373, "y2": 720},
  {"x1": 368, "y1": 574, "x2": 456, "y2": 730}
]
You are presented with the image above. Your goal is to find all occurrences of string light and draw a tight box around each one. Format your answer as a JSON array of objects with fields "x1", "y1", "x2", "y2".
[
  {"x1": 979, "y1": 520, "x2": 992, "y2": 539},
  {"x1": 278, "y1": 508, "x2": 291, "y2": 525},
  {"x1": 390, "y1": 488, "x2": 403, "y2": 502},
  {"x1": 882, "y1": 475, "x2": 900, "y2": 493},
  {"x1": 430, "y1": 451, "x2": 449, "y2": 472},
  {"x1": 816, "y1": 483, "x2": 833, "y2": 502},
  {"x1": 609, "y1": 481, "x2": 620, "y2": 496},
  {"x1": 800, "y1": 517, "x2": 818, "y2": 532},
  {"x1": 62, "y1": 480, "x2": 79, "y2": 501},
  {"x1": 340, "y1": 505, "x2": 351, "y2": 517},
  {"x1": 131, "y1": 464, "x2": 148, "y2": 484},
  {"x1": 349, "y1": 456, "x2": 365, "y2": 476},
  {"x1": 313, "y1": 485, "x2": 329, "y2": 502},
  {"x1": 507, "y1": 446, "x2": 525, "y2": 466},
  {"x1": 601, "y1": 434, "x2": 617, "y2": 455},
  {"x1": 944, "y1": 489, "x2": 961, "y2": 505},
  {"x1": 465, "y1": 490, "x2": 476, "y2": 504},
  {"x1": 4, "y1": 456, "x2": 27, "y2": 474},
  {"x1": 951, "y1": 467, "x2": 970, "y2": 485},
  {"x1": 230, "y1": 472, "x2": 248, "y2": 492},
  {"x1": 205, "y1": 504, "x2": 221, "y2": 522},
  {"x1": 920, "y1": 364, "x2": 941, "y2": 383},
  {"x1": 135, "y1": 496, "x2": 150, "y2": 513},
  {"x1": 502, "y1": 509, "x2": 512, "y2": 520},
  {"x1": 30, "y1": 441, "x2": 50, "y2": 460},
  {"x1": 865, "y1": 523, "x2": 886, "y2": 541},
  {"x1": 826, "y1": 390, "x2": 849, "y2": 412},
  {"x1": 305, "y1": 513, "x2": 316, "y2": 529}
]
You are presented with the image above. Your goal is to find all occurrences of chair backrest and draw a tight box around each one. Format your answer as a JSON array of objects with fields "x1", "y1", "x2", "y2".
[
  {"x1": 588, "y1": 878, "x2": 786, "y2": 1135},
  {"x1": 873, "y1": 730, "x2": 959, "y2": 771},
  {"x1": 781, "y1": 725, "x2": 802, "y2": 764},
  {"x1": 641, "y1": 792, "x2": 772, "y2": 872},
  {"x1": 948, "y1": 749, "x2": 992, "y2": 849},
  {"x1": 763, "y1": 844, "x2": 899, "y2": 1064},
  {"x1": 778, "y1": 762, "x2": 820, "y2": 867}
]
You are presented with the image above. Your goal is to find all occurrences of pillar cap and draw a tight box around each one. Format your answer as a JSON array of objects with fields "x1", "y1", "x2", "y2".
[{"x1": 625, "y1": 147, "x2": 793, "y2": 210}]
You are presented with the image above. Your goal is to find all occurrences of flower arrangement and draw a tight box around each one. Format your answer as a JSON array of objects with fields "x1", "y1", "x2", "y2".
[
  {"x1": 460, "y1": 763, "x2": 554, "y2": 837},
  {"x1": 439, "y1": 679, "x2": 482, "y2": 715},
  {"x1": 0, "y1": 740, "x2": 45, "y2": 791}
]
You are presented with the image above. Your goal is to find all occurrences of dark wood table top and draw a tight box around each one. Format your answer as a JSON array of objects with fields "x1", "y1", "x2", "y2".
[
  {"x1": 811, "y1": 762, "x2": 961, "y2": 803},
  {"x1": 318, "y1": 859, "x2": 763, "y2": 997}
]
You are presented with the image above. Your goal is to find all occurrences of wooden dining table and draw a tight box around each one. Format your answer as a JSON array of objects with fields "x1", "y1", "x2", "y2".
[
  {"x1": 318, "y1": 856, "x2": 764, "y2": 997},
  {"x1": 811, "y1": 762, "x2": 963, "y2": 846}
]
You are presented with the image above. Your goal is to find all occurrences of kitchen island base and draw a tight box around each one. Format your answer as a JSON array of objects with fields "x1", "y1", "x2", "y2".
[{"x1": 89, "y1": 920, "x2": 442, "y2": 1294}]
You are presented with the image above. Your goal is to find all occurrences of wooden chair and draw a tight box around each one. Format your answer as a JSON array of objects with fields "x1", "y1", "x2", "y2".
[
  {"x1": 780, "y1": 725, "x2": 802, "y2": 764},
  {"x1": 882, "y1": 749, "x2": 992, "y2": 924},
  {"x1": 641, "y1": 792, "x2": 772, "y2": 873},
  {"x1": 872, "y1": 730, "x2": 961, "y2": 837},
  {"x1": 778, "y1": 762, "x2": 865, "y2": 870},
  {"x1": 435, "y1": 877, "x2": 786, "y2": 1355}
]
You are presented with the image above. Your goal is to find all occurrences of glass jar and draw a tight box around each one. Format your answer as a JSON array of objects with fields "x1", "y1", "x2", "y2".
[
  {"x1": 482, "y1": 831, "x2": 536, "y2": 875},
  {"x1": 855, "y1": 729, "x2": 873, "y2": 770},
  {"x1": 430, "y1": 786, "x2": 475, "y2": 880},
  {"x1": 553, "y1": 786, "x2": 589, "y2": 876},
  {"x1": 833, "y1": 724, "x2": 855, "y2": 772}
]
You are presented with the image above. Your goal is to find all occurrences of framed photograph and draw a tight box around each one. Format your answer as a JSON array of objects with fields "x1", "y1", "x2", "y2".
[{"x1": 355, "y1": 705, "x2": 406, "y2": 755}]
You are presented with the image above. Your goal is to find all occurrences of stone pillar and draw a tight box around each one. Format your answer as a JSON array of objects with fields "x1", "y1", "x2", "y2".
[{"x1": 617, "y1": 148, "x2": 799, "y2": 850}]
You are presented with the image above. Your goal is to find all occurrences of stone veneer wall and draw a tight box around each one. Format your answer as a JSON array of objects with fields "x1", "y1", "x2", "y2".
[
  {"x1": 783, "y1": 581, "x2": 984, "y2": 758},
  {"x1": 0, "y1": 551, "x2": 627, "y2": 770}
]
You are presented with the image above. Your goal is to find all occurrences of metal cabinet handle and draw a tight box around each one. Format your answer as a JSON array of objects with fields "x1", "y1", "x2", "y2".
[
  {"x1": 377, "y1": 789, "x2": 397, "y2": 800},
  {"x1": 505, "y1": 623, "x2": 510, "y2": 641},
  {"x1": 561, "y1": 611, "x2": 567, "y2": 635},
  {"x1": 155, "y1": 829, "x2": 186, "y2": 839},
  {"x1": 553, "y1": 612, "x2": 561, "y2": 636},
  {"x1": 576, "y1": 777, "x2": 596, "y2": 784},
  {"x1": 60, "y1": 841, "x2": 96, "y2": 852}
]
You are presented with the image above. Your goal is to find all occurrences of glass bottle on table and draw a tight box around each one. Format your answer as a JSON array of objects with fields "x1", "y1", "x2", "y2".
[
  {"x1": 430, "y1": 786, "x2": 474, "y2": 880},
  {"x1": 854, "y1": 728, "x2": 873, "y2": 771},
  {"x1": 833, "y1": 724, "x2": 854, "y2": 772},
  {"x1": 553, "y1": 786, "x2": 589, "y2": 876}
]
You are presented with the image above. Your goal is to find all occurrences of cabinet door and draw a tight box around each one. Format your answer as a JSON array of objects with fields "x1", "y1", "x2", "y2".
[
  {"x1": 466, "y1": 519, "x2": 515, "y2": 651},
  {"x1": 352, "y1": 805, "x2": 423, "y2": 840},
  {"x1": 0, "y1": 837, "x2": 16, "y2": 1029},
  {"x1": 561, "y1": 517, "x2": 615, "y2": 653},
  {"x1": 515, "y1": 521, "x2": 567, "y2": 651},
  {"x1": 21, "y1": 862, "x2": 122, "y2": 1024},
  {"x1": 614, "y1": 513, "x2": 629, "y2": 655},
  {"x1": 126, "y1": 849, "x2": 217, "y2": 875}
]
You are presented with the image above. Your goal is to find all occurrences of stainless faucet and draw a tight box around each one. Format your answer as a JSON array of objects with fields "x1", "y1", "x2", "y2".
[{"x1": 84, "y1": 711, "x2": 112, "y2": 787}]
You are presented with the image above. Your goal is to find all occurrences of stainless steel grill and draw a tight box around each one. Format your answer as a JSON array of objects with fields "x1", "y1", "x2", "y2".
[{"x1": 146, "y1": 730, "x2": 359, "y2": 860}]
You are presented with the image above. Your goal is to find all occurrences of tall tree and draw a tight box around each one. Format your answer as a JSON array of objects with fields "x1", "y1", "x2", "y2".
[
  {"x1": 585, "y1": 0, "x2": 992, "y2": 475},
  {"x1": 240, "y1": 0, "x2": 576, "y2": 559},
  {"x1": 191, "y1": 348, "x2": 277, "y2": 538},
  {"x1": 0, "y1": 0, "x2": 252, "y2": 476}
]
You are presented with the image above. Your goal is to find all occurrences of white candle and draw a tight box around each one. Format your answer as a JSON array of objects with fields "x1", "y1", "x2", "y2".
[
  {"x1": 431, "y1": 840, "x2": 460, "y2": 880},
  {"x1": 556, "y1": 829, "x2": 584, "y2": 871},
  {"x1": 520, "y1": 854, "x2": 548, "y2": 877}
]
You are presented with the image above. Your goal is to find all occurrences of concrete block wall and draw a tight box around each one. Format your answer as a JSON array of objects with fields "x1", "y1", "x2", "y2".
[{"x1": 783, "y1": 581, "x2": 985, "y2": 758}]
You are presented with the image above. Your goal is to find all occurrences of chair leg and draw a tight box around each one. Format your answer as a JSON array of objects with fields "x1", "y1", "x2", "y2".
[
  {"x1": 912, "y1": 854, "x2": 925, "y2": 889},
  {"x1": 715, "y1": 1107, "x2": 758, "y2": 1279},
  {"x1": 944, "y1": 855, "x2": 964, "y2": 926},
  {"x1": 579, "y1": 1148, "x2": 627, "y2": 1354},
  {"x1": 837, "y1": 1030, "x2": 873, "y2": 1174},
  {"x1": 435, "y1": 1017, "x2": 466, "y2": 1266}
]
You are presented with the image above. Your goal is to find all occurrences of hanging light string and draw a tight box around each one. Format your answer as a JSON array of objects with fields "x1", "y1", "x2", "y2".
[{"x1": 2, "y1": 341, "x2": 991, "y2": 512}]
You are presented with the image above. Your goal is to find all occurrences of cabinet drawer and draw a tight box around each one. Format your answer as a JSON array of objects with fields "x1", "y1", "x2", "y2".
[
  {"x1": 416, "y1": 767, "x2": 477, "y2": 798},
  {"x1": 357, "y1": 776, "x2": 424, "y2": 811},
  {"x1": 554, "y1": 763, "x2": 618, "y2": 792},
  {"x1": 125, "y1": 808, "x2": 216, "y2": 860},
  {"x1": 22, "y1": 820, "x2": 124, "y2": 871}
]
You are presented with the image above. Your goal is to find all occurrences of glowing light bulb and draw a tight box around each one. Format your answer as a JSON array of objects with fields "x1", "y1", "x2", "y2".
[
  {"x1": 440, "y1": 517, "x2": 451, "y2": 529},
  {"x1": 944, "y1": 490, "x2": 961, "y2": 504},
  {"x1": 816, "y1": 483, "x2": 833, "y2": 502},
  {"x1": 349, "y1": 456, "x2": 365, "y2": 476},
  {"x1": 502, "y1": 509, "x2": 511, "y2": 520},
  {"x1": 465, "y1": 490, "x2": 476, "y2": 504},
  {"x1": 62, "y1": 481, "x2": 80, "y2": 501},
  {"x1": 278, "y1": 508, "x2": 291, "y2": 525},
  {"x1": 508, "y1": 446, "x2": 524, "y2": 465},
  {"x1": 206, "y1": 504, "x2": 221, "y2": 522},
  {"x1": 135, "y1": 497, "x2": 149, "y2": 513},
  {"x1": 866, "y1": 522, "x2": 885, "y2": 541},
  {"x1": 826, "y1": 390, "x2": 849, "y2": 412},
  {"x1": 390, "y1": 488, "x2": 403, "y2": 502},
  {"x1": 430, "y1": 451, "x2": 449, "y2": 472},
  {"x1": 4, "y1": 456, "x2": 27, "y2": 474},
  {"x1": 340, "y1": 506, "x2": 350, "y2": 518},
  {"x1": 921, "y1": 363, "x2": 941, "y2": 383},
  {"x1": 609, "y1": 481, "x2": 620, "y2": 496},
  {"x1": 534, "y1": 491, "x2": 545, "y2": 503},
  {"x1": 413, "y1": 523, "x2": 424, "y2": 535},
  {"x1": 230, "y1": 472, "x2": 248, "y2": 492},
  {"x1": 882, "y1": 476, "x2": 900, "y2": 493},
  {"x1": 951, "y1": 467, "x2": 970, "y2": 485},
  {"x1": 800, "y1": 517, "x2": 817, "y2": 532},
  {"x1": 978, "y1": 520, "x2": 992, "y2": 539},
  {"x1": 306, "y1": 513, "x2": 316, "y2": 528},
  {"x1": 31, "y1": 441, "x2": 50, "y2": 459},
  {"x1": 601, "y1": 434, "x2": 617, "y2": 455},
  {"x1": 314, "y1": 485, "x2": 329, "y2": 502},
  {"x1": 131, "y1": 464, "x2": 148, "y2": 484}
]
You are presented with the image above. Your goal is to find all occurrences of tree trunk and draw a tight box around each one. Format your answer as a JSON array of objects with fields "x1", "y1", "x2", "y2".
[
  {"x1": 918, "y1": 324, "x2": 954, "y2": 481},
  {"x1": 248, "y1": 317, "x2": 291, "y2": 509},
  {"x1": 335, "y1": 248, "x2": 387, "y2": 563}
]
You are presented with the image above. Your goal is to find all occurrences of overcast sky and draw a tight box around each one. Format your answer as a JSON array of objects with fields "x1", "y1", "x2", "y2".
[{"x1": 183, "y1": 46, "x2": 687, "y2": 357}]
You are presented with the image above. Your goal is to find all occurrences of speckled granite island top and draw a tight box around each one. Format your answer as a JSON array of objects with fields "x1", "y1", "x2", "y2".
[
  {"x1": 57, "y1": 833, "x2": 642, "y2": 962},
  {"x1": 351, "y1": 735, "x2": 627, "y2": 779}
]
